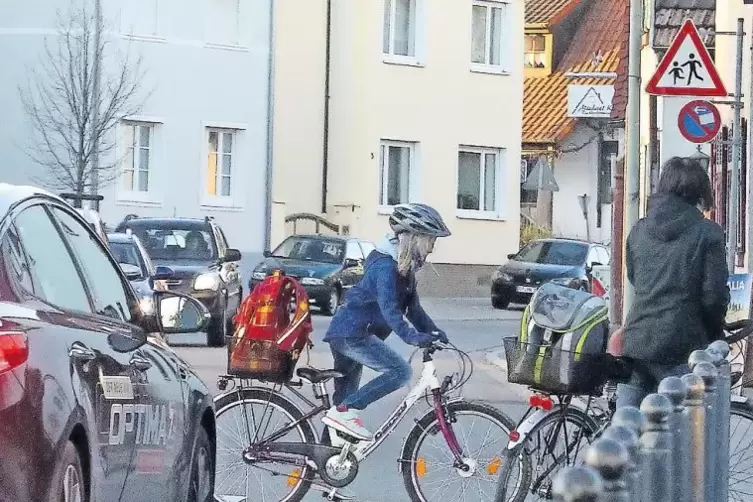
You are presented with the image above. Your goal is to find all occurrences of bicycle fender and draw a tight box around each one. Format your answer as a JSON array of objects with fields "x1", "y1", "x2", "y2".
[
  {"x1": 507, "y1": 408, "x2": 558, "y2": 450},
  {"x1": 397, "y1": 397, "x2": 465, "y2": 473},
  {"x1": 212, "y1": 385, "x2": 274, "y2": 405},
  {"x1": 732, "y1": 394, "x2": 748, "y2": 404}
]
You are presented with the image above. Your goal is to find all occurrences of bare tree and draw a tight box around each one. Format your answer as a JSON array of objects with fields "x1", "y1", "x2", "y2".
[{"x1": 18, "y1": 0, "x2": 147, "y2": 197}]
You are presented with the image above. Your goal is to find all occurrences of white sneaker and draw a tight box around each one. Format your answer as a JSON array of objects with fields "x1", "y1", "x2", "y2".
[{"x1": 322, "y1": 406, "x2": 373, "y2": 441}]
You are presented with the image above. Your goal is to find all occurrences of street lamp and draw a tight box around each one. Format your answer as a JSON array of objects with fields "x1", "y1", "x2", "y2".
[{"x1": 689, "y1": 145, "x2": 710, "y2": 171}]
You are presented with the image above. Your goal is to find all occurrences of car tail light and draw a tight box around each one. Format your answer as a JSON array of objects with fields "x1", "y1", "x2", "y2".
[{"x1": 0, "y1": 332, "x2": 28, "y2": 374}]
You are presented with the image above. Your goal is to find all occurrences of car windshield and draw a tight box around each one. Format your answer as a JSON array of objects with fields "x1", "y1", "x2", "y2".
[
  {"x1": 109, "y1": 241, "x2": 147, "y2": 276},
  {"x1": 513, "y1": 241, "x2": 588, "y2": 266},
  {"x1": 123, "y1": 223, "x2": 218, "y2": 261},
  {"x1": 271, "y1": 237, "x2": 344, "y2": 265}
]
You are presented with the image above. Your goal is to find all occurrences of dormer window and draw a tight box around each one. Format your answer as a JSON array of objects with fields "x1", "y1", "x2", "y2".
[{"x1": 525, "y1": 34, "x2": 546, "y2": 68}]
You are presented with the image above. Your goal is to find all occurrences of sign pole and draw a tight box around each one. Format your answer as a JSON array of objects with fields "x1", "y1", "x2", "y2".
[
  {"x1": 729, "y1": 18, "x2": 744, "y2": 274},
  {"x1": 622, "y1": 0, "x2": 643, "y2": 322},
  {"x1": 748, "y1": 16, "x2": 753, "y2": 275}
]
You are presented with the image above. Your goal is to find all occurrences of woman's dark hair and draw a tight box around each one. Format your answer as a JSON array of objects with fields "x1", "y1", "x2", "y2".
[{"x1": 657, "y1": 156, "x2": 714, "y2": 210}]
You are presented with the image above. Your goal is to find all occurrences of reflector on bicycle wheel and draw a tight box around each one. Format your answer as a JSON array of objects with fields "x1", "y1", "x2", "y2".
[
  {"x1": 487, "y1": 457, "x2": 501, "y2": 475},
  {"x1": 287, "y1": 469, "x2": 301, "y2": 487},
  {"x1": 415, "y1": 457, "x2": 427, "y2": 477}
]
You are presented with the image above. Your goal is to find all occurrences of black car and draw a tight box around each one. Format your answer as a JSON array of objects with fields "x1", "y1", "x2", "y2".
[
  {"x1": 250, "y1": 234, "x2": 375, "y2": 315},
  {"x1": 107, "y1": 232, "x2": 174, "y2": 315},
  {"x1": 491, "y1": 238, "x2": 610, "y2": 309},
  {"x1": 0, "y1": 184, "x2": 216, "y2": 501},
  {"x1": 115, "y1": 216, "x2": 243, "y2": 347}
]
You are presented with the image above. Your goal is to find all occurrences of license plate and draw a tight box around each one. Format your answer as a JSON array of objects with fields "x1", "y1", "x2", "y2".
[{"x1": 516, "y1": 286, "x2": 537, "y2": 294}]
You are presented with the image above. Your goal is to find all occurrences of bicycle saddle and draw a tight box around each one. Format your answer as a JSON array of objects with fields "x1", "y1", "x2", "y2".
[{"x1": 297, "y1": 367, "x2": 344, "y2": 383}]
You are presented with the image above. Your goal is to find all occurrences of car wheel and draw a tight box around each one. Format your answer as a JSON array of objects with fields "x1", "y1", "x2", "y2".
[
  {"x1": 207, "y1": 307, "x2": 227, "y2": 348},
  {"x1": 492, "y1": 296, "x2": 510, "y2": 310},
  {"x1": 48, "y1": 440, "x2": 86, "y2": 502},
  {"x1": 322, "y1": 287, "x2": 340, "y2": 316},
  {"x1": 187, "y1": 427, "x2": 214, "y2": 502}
]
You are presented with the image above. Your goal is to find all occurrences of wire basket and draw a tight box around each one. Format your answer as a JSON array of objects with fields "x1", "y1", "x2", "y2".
[
  {"x1": 503, "y1": 337, "x2": 627, "y2": 395},
  {"x1": 226, "y1": 337, "x2": 299, "y2": 383}
]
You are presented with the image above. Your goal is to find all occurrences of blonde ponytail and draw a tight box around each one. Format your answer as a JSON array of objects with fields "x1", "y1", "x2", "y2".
[{"x1": 396, "y1": 233, "x2": 435, "y2": 276}]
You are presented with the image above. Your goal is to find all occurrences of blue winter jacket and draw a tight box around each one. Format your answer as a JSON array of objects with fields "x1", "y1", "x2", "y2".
[{"x1": 323, "y1": 234, "x2": 438, "y2": 346}]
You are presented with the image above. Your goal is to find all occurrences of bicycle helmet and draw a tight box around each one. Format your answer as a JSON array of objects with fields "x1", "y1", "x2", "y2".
[{"x1": 389, "y1": 203, "x2": 451, "y2": 237}]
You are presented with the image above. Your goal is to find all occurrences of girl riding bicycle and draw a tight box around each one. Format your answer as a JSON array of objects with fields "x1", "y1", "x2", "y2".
[{"x1": 322, "y1": 203, "x2": 451, "y2": 441}]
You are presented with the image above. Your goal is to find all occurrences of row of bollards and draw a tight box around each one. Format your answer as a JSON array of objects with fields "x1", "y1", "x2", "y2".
[{"x1": 553, "y1": 340, "x2": 732, "y2": 502}]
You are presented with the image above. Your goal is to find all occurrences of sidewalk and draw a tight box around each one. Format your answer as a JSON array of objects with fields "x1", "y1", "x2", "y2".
[{"x1": 419, "y1": 297, "x2": 524, "y2": 322}]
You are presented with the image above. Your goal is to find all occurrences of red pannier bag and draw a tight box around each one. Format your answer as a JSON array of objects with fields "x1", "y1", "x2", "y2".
[{"x1": 227, "y1": 270, "x2": 313, "y2": 382}]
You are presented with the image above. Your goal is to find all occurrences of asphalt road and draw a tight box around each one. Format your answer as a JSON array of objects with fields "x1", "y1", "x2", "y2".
[{"x1": 172, "y1": 312, "x2": 529, "y2": 502}]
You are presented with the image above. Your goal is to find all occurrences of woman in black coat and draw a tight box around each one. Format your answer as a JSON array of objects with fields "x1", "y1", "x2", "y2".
[{"x1": 617, "y1": 156, "x2": 730, "y2": 408}]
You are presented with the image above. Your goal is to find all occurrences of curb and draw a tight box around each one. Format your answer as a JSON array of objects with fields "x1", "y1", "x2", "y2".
[{"x1": 485, "y1": 348, "x2": 507, "y2": 373}]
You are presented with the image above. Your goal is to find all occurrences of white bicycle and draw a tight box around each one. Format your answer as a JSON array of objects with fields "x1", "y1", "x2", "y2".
[{"x1": 213, "y1": 342, "x2": 516, "y2": 501}]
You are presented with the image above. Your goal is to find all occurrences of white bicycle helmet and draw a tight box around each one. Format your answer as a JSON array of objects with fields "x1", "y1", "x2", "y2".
[{"x1": 389, "y1": 203, "x2": 451, "y2": 238}]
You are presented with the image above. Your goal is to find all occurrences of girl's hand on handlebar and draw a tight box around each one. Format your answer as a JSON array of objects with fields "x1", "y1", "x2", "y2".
[{"x1": 432, "y1": 330, "x2": 449, "y2": 344}]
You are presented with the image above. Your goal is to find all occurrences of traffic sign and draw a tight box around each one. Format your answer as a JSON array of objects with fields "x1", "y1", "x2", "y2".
[
  {"x1": 677, "y1": 100, "x2": 721, "y2": 144},
  {"x1": 645, "y1": 19, "x2": 727, "y2": 97}
]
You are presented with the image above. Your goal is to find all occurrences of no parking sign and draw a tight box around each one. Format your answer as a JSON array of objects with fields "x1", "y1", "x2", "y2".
[{"x1": 677, "y1": 99, "x2": 721, "y2": 144}]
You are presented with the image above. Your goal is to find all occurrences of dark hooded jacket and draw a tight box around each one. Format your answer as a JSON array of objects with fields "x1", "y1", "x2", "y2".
[{"x1": 622, "y1": 193, "x2": 730, "y2": 364}]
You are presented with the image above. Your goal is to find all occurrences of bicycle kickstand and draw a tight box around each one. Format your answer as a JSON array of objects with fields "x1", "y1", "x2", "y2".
[{"x1": 311, "y1": 484, "x2": 356, "y2": 501}]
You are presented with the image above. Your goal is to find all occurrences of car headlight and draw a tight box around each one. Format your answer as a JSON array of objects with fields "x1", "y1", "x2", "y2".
[
  {"x1": 493, "y1": 269, "x2": 513, "y2": 282},
  {"x1": 550, "y1": 277, "x2": 578, "y2": 288},
  {"x1": 252, "y1": 271, "x2": 266, "y2": 280},
  {"x1": 194, "y1": 272, "x2": 221, "y2": 291},
  {"x1": 300, "y1": 277, "x2": 325, "y2": 286}
]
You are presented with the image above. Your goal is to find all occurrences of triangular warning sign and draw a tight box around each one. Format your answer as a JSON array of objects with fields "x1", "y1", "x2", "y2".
[{"x1": 645, "y1": 18, "x2": 727, "y2": 97}]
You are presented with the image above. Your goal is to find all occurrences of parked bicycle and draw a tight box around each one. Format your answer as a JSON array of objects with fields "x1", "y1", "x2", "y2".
[
  {"x1": 213, "y1": 341, "x2": 517, "y2": 502},
  {"x1": 493, "y1": 319, "x2": 753, "y2": 502}
]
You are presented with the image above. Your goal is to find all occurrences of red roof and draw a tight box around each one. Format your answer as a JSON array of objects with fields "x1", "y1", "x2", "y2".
[{"x1": 523, "y1": 0, "x2": 628, "y2": 144}]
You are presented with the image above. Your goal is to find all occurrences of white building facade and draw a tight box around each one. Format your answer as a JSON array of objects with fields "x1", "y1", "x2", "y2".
[{"x1": 0, "y1": 0, "x2": 273, "y2": 269}]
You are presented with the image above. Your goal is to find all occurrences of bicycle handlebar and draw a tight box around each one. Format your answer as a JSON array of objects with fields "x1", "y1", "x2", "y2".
[{"x1": 724, "y1": 319, "x2": 753, "y2": 344}]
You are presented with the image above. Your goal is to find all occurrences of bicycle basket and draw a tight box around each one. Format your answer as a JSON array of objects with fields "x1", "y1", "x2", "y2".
[
  {"x1": 227, "y1": 271, "x2": 312, "y2": 383},
  {"x1": 503, "y1": 337, "x2": 616, "y2": 395}
]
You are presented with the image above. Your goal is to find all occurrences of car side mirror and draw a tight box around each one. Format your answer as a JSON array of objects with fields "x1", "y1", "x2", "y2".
[
  {"x1": 120, "y1": 263, "x2": 142, "y2": 280},
  {"x1": 152, "y1": 265, "x2": 174, "y2": 281},
  {"x1": 155, "y1": 292, "x2": 211, "y2": 334},
  {"x1": 344, "y1": 258, "x2": 360, "y2": 268},
  {"x1": 507, "y1": 253, "x2": 516, "y2": 260},
  {"x1": 223, "y1": 248, "x2": 242, "y2": 262},
  {"x1": 262, "y1": 250, "x2": 272, "y2": 258}
]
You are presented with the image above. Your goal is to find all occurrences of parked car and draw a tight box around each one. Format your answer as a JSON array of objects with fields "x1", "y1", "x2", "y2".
[
  {"x1": 250, "y1": 234, "x2": 376, "y2": 315},
  {"x1": 491, "y1": 238, "x2": 610, "y2": 309},
  {"x1": 0, "y1": 183, "x2": 215, "y2": 501},
  {"x1": 115, "y1": 216, "x2": 243, "y2": 347},
  {"x1": 107, "y1": 231, "x2": 174, "y2": 315}
]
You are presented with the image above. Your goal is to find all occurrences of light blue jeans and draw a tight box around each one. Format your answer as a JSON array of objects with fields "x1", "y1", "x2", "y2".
[
  {"x1": 328, "y1": 335, "x2": 413, "y2": 410},
  {"x1": 616, "y1": 362, "x2": 691, "y2": 409}
]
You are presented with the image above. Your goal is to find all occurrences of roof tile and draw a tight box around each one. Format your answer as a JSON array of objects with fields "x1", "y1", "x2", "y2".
[
  {"x1": 525, "y1": 0, "x2": 576, "y2": 25},
  {"x1": 523, "y1": 0, "x2": 628, "y2": 144}
]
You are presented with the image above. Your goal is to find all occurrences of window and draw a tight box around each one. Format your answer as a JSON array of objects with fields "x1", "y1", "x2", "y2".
[
  {"x1": 122, "y1": 222, "x2": 218, "y2": 262},
  {"x1": 345, "y1": 241, "x2": 364, "y2": 261},
  {"x1": 51, "y1": 208, "x2": 133, "y2": 322},
  {"x1": 207, "y1": 129, "x2": 234, "y2": 198},
  {"x1": 1, "y1": 225, "x2": 35, "y2": 298},
  {"x1": 457, "y1": 147, "x2": 501, "y2": 213},
  {"x1": 524, "y1": 34, "x2": 546, "y2": 68},
  {"x1": 515, "y1": 240, "x2": 588, "y2": 267},
  {"x1": 271, "y1": 237, "x2": 345, "y2": 265},
  {"x1": 379, "y1": 141, "x2": 413, "y2": 206},
  {"x1": 471, "y1": 2, "x2": 506, "y2": 68},
  {"x1": 383, "y1": 0, "x2": 416, "y2": 57},
  {"x1": 109, "y1": 241, "x2": 148, "y2": 279},
  {"x1": 596, "y1": 247, "x2": 610, "y2": 266},
  {"x1": 14, "y1": 205, "x2": 91, "y2": 312},
  {"x1": 586, "y1": 247, "x2": 600, "y2": 266},
  {"x1": 122, "y1": 122, "x2": 153, "y2": 192}
]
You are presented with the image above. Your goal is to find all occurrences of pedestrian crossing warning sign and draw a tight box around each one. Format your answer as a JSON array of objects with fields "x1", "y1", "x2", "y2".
[{"x1": 645, "y1": 18, "x2": 727, "y2": 97}]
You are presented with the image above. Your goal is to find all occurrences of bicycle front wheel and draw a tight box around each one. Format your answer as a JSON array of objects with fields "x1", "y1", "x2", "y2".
[
  {"x1": 400, "y1": 400, "x2": 518, "y2": 502},
  {"x1": 214, "y1": 388, "x2": 316, "y2": 502},
  {"x1": 730, "y1": 400, "x2": 753, "y2": 500}
]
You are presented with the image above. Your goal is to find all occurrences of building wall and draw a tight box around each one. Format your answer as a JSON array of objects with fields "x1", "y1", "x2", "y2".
[
  {"x1": 325, "y1": 0, "x2": 525, "y2": 266},
  {"x1": 551, "y1": 124, "x2": 623, "y2": 244},
  {"x1": 0, "y1": 0, "x2": 272, "y2": 275}
]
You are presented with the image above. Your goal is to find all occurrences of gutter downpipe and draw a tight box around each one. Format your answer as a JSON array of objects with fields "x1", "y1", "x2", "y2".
[
  {"x1": 321, "y1": 0, "x2": 332, "y2": 214},
  {"x1": 263, "y1": 0, "x2": 276, "y2": 252}
]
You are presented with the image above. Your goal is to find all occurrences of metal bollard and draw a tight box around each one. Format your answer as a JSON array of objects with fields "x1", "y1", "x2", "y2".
[
  {"x1": 693, "y1": 360, "x2": 720, "y2": 502},
  {"x1": 658, "y1": 376, "x2": 690, "y2": 502},
  {"x1": 584, "y1": 437, "x2": 630, "y2": 501},
  {"x1": 551, "y1": 465, "x2": 603, "y2": 502},
  {"x1": 638, "y1": 393, "x2": 673, "y2": 502},
  {"x1": 602, "y1": 425, "x2": 640, "y2": 500},
  {"x1": 708, "y1": 340, "x2": 731, "y2": 502},
  {"x1": 680, "y1": 373, "x2": 706, "y2": 502},
  {"x1": 611, "y1": 405, "x2": 646, "y2": 496}
]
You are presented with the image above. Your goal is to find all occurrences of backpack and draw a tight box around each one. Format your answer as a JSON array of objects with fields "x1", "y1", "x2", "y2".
[
  {"x1": 505, "y1": 283, "x2": 612, "y2": 394},
  {"x1": 227, "y1": 270, "x2": 313, "y2": 383}
]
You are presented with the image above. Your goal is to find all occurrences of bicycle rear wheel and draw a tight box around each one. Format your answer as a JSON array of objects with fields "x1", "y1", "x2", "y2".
[
  {"x1": 214, "y1": 388, "x2": 316, "y2": 502},
  {"x1": 494, "y1": 407, "x2": 598, "y2": 502},
  {"x1": 730, "y1": 401, "x2": 753, "y2": 500},
  {"x1": 400, "y1": 400, "x2": 517, "y2": 502}
]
